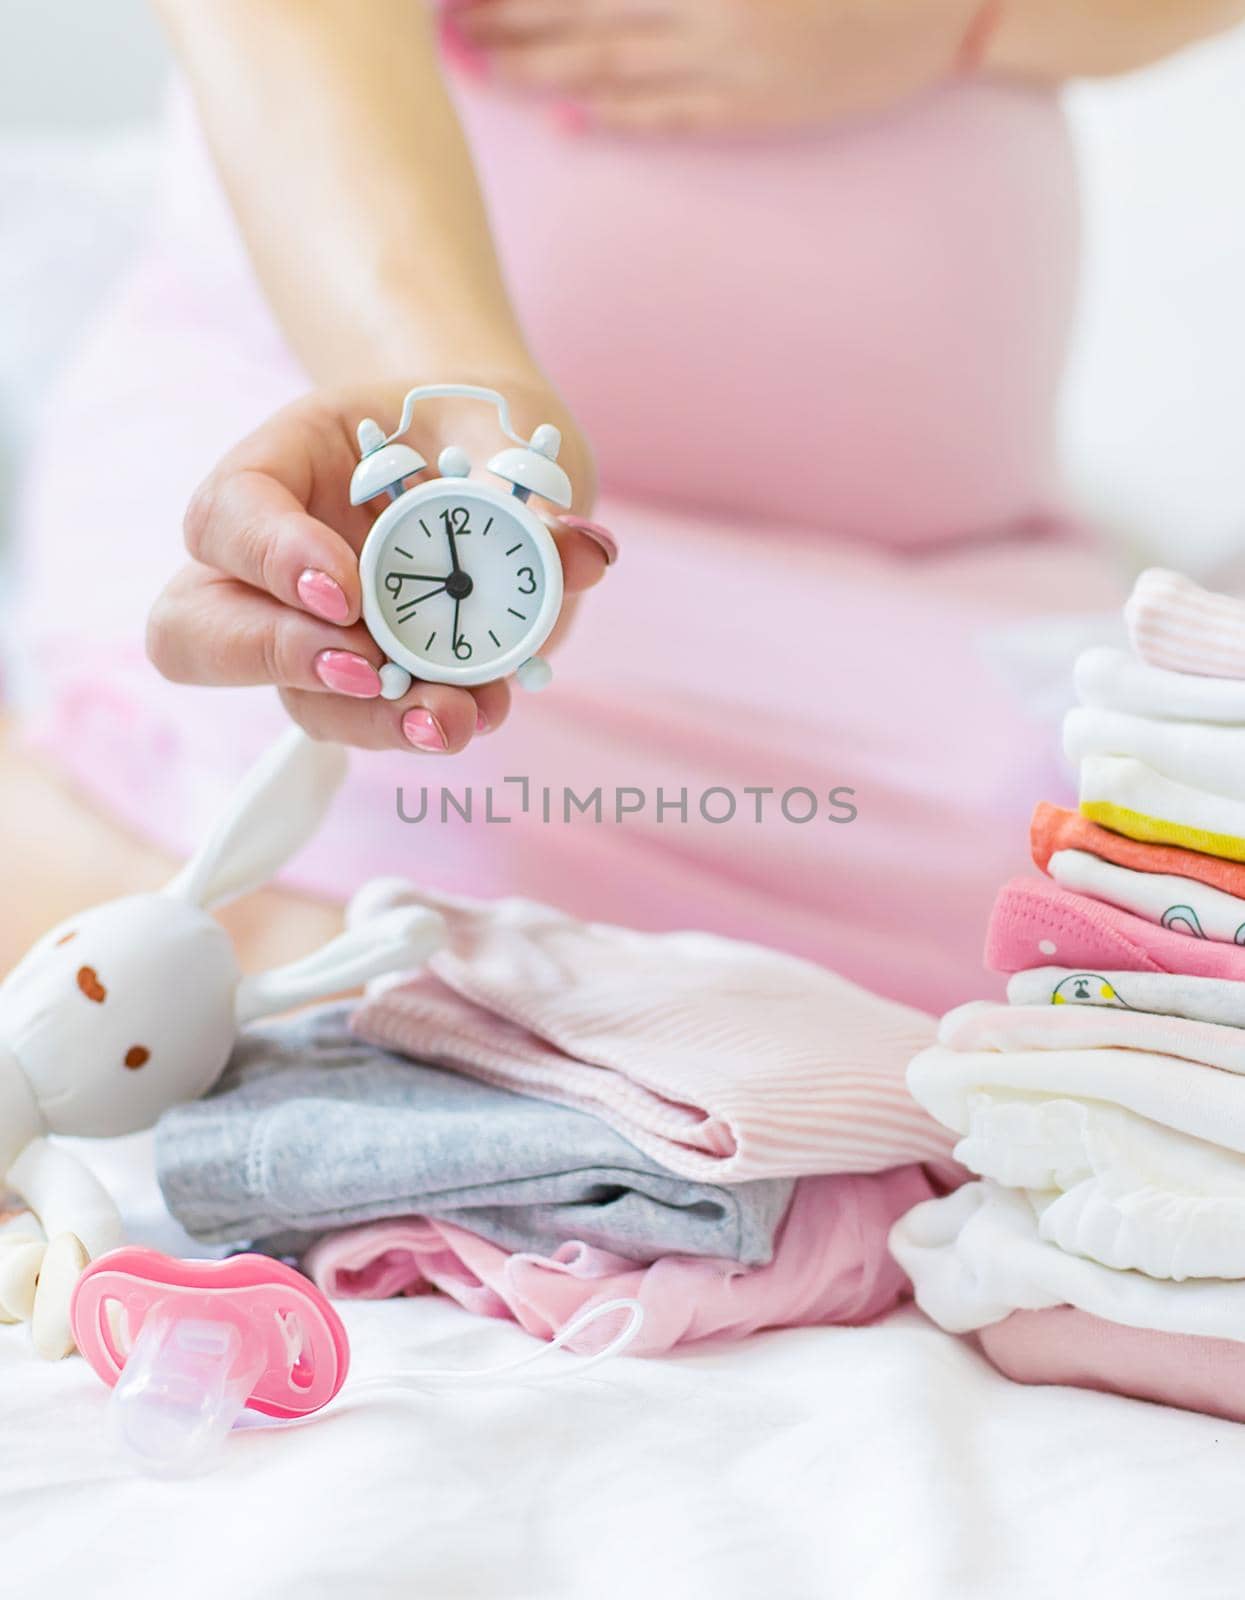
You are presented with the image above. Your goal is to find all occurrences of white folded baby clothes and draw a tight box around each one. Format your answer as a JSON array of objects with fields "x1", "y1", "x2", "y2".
[
  {"x1": 940, "y1": 998, "x2": 1245, "y2": 1073},
  {"x1": 892, "y1": 572, "x2": 1245, "y2": 1418},
  {"x1": 907, "y1": 1040, "x2": 1245, "y2": 1278},
  {"x1": 1075, "y1": 646, "x2": 1245, "y2": 725},
  {"x1": 889, "y1": 1179, "x2": 1245, "y2": 1343},
  {"x1": 1047, "y1": 848, "x2": 1245, "y2": 943},
  {"x1": 910, "y1": 1038, "x2": 1245, "y2": 1164},
  {"x1": 1125, "y1": 568, "x2": 1245, "y2": 680},
  {"x1": 1007, "y1": 966, "x2": 1245, "y2": 1028},
  {"x1": 1079, "y1": 754, "x2": 1245, "y2": 860},
  {"x1": 1065, "y1": 707, "x2": 1245, "y2": 800}
]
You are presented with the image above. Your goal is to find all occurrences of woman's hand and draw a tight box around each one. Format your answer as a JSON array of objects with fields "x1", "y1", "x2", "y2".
[
  {"x1": 146, "y1": 378, "x2": 611, "y2": 753},
  {"x1": 451, "y1": 0, "x2": 985, "y2": 135}
]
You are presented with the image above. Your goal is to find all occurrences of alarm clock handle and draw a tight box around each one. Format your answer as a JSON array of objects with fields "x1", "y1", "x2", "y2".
[{"x1": 384, "y1": 384, "x2": 537, "y2": 450}]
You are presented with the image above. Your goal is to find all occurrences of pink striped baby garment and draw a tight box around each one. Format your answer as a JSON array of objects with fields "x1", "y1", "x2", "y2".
[
  {"x1": 350, "y1": 886, "x2": 957, "y2": 1183},
  {"x1": 985, "y1": 875, "x2": 1245, "y2": 981},
  {"x1": 304, "y1": 1166, "x2": 937, "y2": 1356},
  {"x1": 1125, "y1": 568, "x2": 1245, "y2": 680}
]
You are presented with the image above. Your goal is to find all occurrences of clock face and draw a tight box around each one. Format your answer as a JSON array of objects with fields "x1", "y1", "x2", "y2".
[{"x1": 360, "y1": 484, "x2": 562, "y2": 685}]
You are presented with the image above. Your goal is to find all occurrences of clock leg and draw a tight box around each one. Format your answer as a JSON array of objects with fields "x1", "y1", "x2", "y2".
[
  {"x1": 378, "y1": 662, "x2": 413, "y2": 701},
  {"x1": 515, "y1": 656, "x2": 553, "y2": 693}
]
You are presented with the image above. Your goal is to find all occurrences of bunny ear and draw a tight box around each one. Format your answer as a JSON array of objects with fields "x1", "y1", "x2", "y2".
[
  {"x1": 164, "y1": 730, "x2": 348, "y2": 910},
  {"x1": 233, "y1": 905, "x2": 445, "y2": 1026},
  {"x1": 343, "y1": 876, "x2": 427, "y2": 928}
]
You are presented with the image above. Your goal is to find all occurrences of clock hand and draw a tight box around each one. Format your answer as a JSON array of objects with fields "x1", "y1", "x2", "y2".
[
  {"x1": 394, "y1": 582, "x2": 449, "y2": 618},
  {"x1": 386, "y1": 570, "x2": 451, "y2": 598}
]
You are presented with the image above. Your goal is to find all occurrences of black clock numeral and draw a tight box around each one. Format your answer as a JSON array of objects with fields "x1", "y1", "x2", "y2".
[
  {"x1": 441, "y1": 506, "x2": 471, "y2": 537},
  {"x1": 454, "y1": 635, "x2": 473, "y2": 661},
  {"x1": 516, "y1": 565, "x2": 537, "y2": 596}
]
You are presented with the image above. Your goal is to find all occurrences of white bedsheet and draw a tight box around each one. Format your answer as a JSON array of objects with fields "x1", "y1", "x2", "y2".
[{"x1": 2, "y1": 1134, "x2": 1243, "y2": 1599}]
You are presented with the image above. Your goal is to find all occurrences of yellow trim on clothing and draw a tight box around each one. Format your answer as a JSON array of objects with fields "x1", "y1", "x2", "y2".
[{"x1": 1081, "y1": 801, "x2": 1245, "y2": 865}]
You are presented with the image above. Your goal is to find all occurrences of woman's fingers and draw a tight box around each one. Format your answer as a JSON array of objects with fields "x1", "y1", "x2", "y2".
[
  {"x1": 147, "y1": 566, "x2": 383, "y2": 692},
  {"x1": 456, "y1": 0, "x2": 668, "y2": 47},
  {"x1": 573, "y1": 87, "x2": 734, "y2": 134},
  {"x1": 281, "y1": 673, "x2": 510, "y2": 753},
  {"x1": 479, "y1": 26, "x2": 691, "y2": 94},
  {"x1": 547, "y1": 515, "x2": 615, "y2": 594},
  {"x1": 148, "y1": 563, "x2": 515, "y2": 749},
  {"x1": 184, "y1": 467, "x2": 364, "y2": 625},
  {"x1": 470, "y1": 675, "x2": 513, "y2": 736},
  {"x1": 183, "y1": 467, "x2": 612, "y2": 628}
]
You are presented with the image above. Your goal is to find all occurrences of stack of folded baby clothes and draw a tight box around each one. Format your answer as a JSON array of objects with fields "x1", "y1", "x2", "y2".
[
  {"x1": 890, "y1": 569, "x2": 1245, "y2": 1420},
  {"x1": 156, "y1": 887, "x2": 959, "y2": 1356}
]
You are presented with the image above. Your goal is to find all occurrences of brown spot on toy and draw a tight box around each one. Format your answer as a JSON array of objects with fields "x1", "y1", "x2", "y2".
[
  {"x1": 77, "y1": 966, "x2": 106, "y2": 1003},
  {"x1": 124, "y1": 1046, "x2": 149, "y2": 1070},
  {"x1": 55, "y1": 931, "x2": 77, "y2": 946}
]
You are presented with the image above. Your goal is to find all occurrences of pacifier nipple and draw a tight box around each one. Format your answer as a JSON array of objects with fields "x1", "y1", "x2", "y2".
[
  {"x1": 109, "y1": 1311, "x2": 263, "y2": 1477},
  {"x1": 70, "y1": 1248, "x2": 351, "y2": 1478}
]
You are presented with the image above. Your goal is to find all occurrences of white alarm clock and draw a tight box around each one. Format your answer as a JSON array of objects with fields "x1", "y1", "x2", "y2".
[{"x1": 350, "y1": 384, "x2": 572, "y2": 700}]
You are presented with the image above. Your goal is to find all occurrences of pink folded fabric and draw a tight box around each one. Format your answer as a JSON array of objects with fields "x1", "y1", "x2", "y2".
[
  {"x1": 977, "y1": 1306, "x2": 1245, "y2": 1425},
  {"x1": 304, "y1": 1165, "x2": 936, "y2": 1357},
  {"x1": 984, "y1": 875, "x2": 1245, "y2": 981},
  {"x1": 1125, "y1": 568, "x2": 1245, "y2": 681},
  {"x1": 351, "y1": 887, "x2": 956, "y2": 1183}
]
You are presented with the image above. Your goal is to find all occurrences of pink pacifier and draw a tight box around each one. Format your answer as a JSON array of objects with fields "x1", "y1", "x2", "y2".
[{"x1": 71, "y1": 1247, "x2": 350, "y2": 1476}]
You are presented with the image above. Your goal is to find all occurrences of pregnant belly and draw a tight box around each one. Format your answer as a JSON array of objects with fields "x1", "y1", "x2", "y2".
[{"x1": 455, "y1": 77, "x2": 1079, "y2": 546}]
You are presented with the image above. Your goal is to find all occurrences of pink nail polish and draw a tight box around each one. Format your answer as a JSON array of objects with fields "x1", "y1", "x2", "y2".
[
  {"x1": 557, "y1": 516, "x2": 618, "y2": 566},
  {"x1": 298, "y1": 569, "x2": 350, "y2": 623},
  {"x1": 551, "y1": 102, "x2": 590, "y2": 136},
  {"x1": 475, "y1": 708, "x2": 489, "y2": 734},
  {"x1": 441, "y1": 21, "x2": 491, "y2": 80},
  {"x1": 314, "y1": 650, "x2": 382, "y2": 699},
  {"x1": 402, "y1": 708, "x2": 448, "y2": 752}
]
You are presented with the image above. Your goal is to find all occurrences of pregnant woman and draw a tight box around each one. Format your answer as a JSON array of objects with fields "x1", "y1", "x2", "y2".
[{"x1": 8, "y1": 0, "x2": 1240, "y2": 1008}]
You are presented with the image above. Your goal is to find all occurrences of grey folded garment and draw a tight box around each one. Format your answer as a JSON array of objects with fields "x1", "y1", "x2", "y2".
[{"x1": 155, "y1": 1003, "x2": 793, "y2": 1265}]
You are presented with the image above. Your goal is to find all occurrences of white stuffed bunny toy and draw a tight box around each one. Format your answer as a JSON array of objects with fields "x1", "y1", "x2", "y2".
[{"x1": 0, "y1": 730, "x2": 445, "y2": 1359}]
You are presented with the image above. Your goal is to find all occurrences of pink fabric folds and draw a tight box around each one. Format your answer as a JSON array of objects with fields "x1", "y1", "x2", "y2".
[
  {"x1": 977, "y1": 1306, "x2": 1245, "y2": 1425},
  {"x1": 984, "y1": 875, "x2": 1245, "y2": 980},
  {"x1": 304, "y1": 1166, "x2": 937, "y2": 1357},
  {"x1": 1125, "y1": 568, "x2": 1245, "y2": 681},
  {"x1": 350, "y1": 888, "x2": 958, "y2": 1184}
]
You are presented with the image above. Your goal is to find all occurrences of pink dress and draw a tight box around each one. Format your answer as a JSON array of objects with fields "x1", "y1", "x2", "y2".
[{"x1": 12, "y1": 63, "x2": 1122, "y2": 1013}]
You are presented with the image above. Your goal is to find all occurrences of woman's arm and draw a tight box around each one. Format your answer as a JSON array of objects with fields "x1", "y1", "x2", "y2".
[
  {"x1": 155, "y1": 0, "x2": 534, "y2": 389},
  {"x1": 146, "y1": 0, "x2": 610, "y2": 755},
  {"x1": 984, "y1": 0, "x2": 1245, "y2": 80}
]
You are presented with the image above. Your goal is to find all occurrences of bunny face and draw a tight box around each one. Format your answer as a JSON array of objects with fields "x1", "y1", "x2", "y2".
[{"x1": 0, "y1": 894, "x2": 240, "y2": 1138}]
